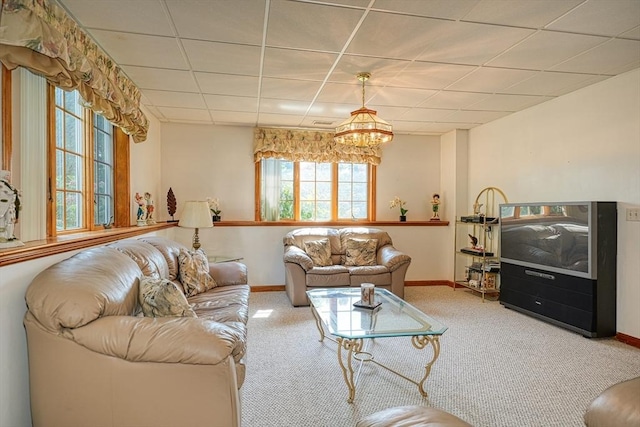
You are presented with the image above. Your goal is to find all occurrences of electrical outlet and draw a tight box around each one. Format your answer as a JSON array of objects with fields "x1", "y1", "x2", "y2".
[{"x1": 626, "y1": 208, "x2": 640, "y2": 222}]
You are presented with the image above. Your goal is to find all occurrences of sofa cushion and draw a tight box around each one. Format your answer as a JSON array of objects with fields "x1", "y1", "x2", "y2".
[
  {"x1": 178, "y1": 248, "x2": 217, "y2": 297},
  {"x1": 345, "y1": 238, "x2": 378, "y2": 266},
  {"x1": 304, "y1": 238, "x2": 333, "y2": 267},
  {"x1": 139, "y1": 236, "x2": 188, "y2": 281},
  {"x1": 139, "y1": 276, "x2": 197, "y2": 318},
  {"x1": 109, "y1": 240, "x2": 170, "y2": 279},
  {"x1": 306, "y1": 265, "x2": 350, "y2": 287}
]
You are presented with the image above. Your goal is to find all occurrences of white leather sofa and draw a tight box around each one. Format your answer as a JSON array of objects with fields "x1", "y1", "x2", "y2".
[
  {"x1": 24, "y1": 236, "x2": 249, "y2": 427},
  {"x1": 283, "y1": 227, "x2": 411, "y2": 306}
]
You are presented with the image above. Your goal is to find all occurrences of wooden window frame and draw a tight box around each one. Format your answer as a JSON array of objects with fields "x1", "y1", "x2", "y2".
[
  {"x1": 254, "y1": 160, "x2": 377, "y2": 222},
  {"x1": 47, "y1": 84, "x2": 130, "y2": 236}
]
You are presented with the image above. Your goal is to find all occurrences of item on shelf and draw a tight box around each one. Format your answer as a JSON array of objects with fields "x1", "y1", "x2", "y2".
[
  {"x1": 167, "y1": 187, "x2": 178, "y2": 222},
  {"x1": 431, "y1": 193, "x2": 441, "y2": 220},
  {"x1": 460, "y1": 247, "x2": 494, "y2": 257}
]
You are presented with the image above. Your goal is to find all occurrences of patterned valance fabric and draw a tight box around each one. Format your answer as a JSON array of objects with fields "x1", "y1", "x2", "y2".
[
  {"x1": 0, "y1": 0, "x2": 149, "y2": 142},
  {"x1": 254, "y1": 127, "x2": 381, "y2": 165}
]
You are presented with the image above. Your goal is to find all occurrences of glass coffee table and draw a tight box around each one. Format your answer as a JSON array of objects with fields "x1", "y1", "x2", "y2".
[{"x1": 306, "y1": 287, "x2": 447, "y2": 403}]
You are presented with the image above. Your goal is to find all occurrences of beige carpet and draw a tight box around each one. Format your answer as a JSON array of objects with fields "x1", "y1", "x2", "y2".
[{"x1": 240, "y1": 286, "x2": 640, "y2": 427}]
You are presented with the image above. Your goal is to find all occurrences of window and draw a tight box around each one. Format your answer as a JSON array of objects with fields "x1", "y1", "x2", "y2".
[
  {"x1": 258, "y1": 159, "x2": 375, "y2": 221},
  {"x1": 49, "y1": 86, "x2": 127, "y2": 235}
]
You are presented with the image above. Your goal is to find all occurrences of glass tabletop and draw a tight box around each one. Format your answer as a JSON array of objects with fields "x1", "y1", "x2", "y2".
[{"x1": 306, "y1": 287, "x2": 447, "y2": 339}]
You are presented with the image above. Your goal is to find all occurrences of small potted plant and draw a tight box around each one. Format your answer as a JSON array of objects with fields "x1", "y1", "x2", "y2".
[
  {"x1": 207, "y1": 197, "x2": 222, "y2": 222},
  {"x1": 389, "y1": 196, "x2": 408, "y2": 221}
]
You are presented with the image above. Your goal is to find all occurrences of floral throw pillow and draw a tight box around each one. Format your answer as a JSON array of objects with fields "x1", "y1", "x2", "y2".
[
  {"x1": 345, "y1": 238, "x2": 378, "y2": 266},
  {"x1": 178, "y1": 248, "x2": 217, "y2": 297},
  {"x1": 304, "y1": 238, "x2": 333, "y2": 267},
  {"x1": 139, "y1": 276, "x2": 197, "y2": 318}
]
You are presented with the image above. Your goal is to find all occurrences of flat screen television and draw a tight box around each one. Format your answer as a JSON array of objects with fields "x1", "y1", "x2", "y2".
[{"x1": 499, "y1": 202, "x2": 597, "y2": 280}]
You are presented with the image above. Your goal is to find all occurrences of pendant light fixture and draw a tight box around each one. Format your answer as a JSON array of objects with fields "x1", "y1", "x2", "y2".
[{"x1": 334, "y1": 72, "x2": 394, "y2": 147}]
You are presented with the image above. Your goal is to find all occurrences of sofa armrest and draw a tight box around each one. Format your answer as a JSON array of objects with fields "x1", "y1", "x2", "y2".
[
  {"x1": 378, "y1": 245, "x2": 411, "y2": 272},
  {"x1": 209, "y1": 261, "x2": 248, "y2": 286},
  {"x1": 65, "y1": 315, "x2": 243, "y2": 365},
  {"x1": 284, "y1": 245, "x2": 313, "y2": 271}
]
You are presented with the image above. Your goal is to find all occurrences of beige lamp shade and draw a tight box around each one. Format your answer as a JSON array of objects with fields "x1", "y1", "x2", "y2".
[{"x1": 178, "y1": 201, "x2": 213, "y2": 250}]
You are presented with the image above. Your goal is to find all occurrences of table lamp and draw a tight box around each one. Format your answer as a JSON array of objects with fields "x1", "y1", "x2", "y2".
[{"x1": 178, "y1": 201, "x2": 213, "y2": 250}]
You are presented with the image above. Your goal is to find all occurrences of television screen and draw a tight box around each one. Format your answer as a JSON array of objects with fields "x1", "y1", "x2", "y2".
[{"x1": 500, "y1": 202, "x2": 593, "y2": 279}]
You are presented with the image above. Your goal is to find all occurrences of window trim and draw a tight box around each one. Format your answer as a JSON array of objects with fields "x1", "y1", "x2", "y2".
[{"x1": 254, "y1": 160, "x2": 377, "y2": 222}]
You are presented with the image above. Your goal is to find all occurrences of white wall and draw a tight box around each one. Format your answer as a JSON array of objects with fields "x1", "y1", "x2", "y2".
[
  {"x1": 467, "y1": 68, "x2": 640, "y2": 338},
  {"x1": 161, "y1": 124, "x2": 450, "y2": 283}
]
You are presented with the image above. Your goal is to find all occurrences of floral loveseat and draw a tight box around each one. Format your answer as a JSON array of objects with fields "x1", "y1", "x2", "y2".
[
  {"x1": 283, "y1": 227, "x2": 411, "y2": 306},
  {"x1": 24, "y1": 236, "x2": 249, "y2": 427}
]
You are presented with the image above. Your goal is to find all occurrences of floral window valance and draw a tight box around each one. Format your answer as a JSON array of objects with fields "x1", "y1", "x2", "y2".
[
  {"x1": 0, "y1": 0, "x2": 149, "y2": 142},
  {"x1": 254, "y1": 127, "x2": 381, "y2": 165}
]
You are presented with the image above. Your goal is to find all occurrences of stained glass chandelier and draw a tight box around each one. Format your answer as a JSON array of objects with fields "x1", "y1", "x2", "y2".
[{"x1": 334, "y1": 72, "x2": 394, "y2": 147}]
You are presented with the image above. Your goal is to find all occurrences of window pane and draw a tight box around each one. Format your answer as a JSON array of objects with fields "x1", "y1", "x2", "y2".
[
  {"x1": 300, "y1": 182, "x2": 315, "y2": 200},
  {"x1": 281, "y1": 161, "x2": 293, "y2": 180},
  {"x1": 316, "y1": 201, "x2": 331, "y2": 220},
  {"x1": 316, "y1": 182, "x2": 331, "y2": 201},
  {"x1": 56, "y1": 150, "x2": 64, "y2": 188},
  {"x1": 338, "y1": 163, "x2": 352, "y2": 181},
  {"x1": 64, "y1": 90, "x2": 82, "y2": 116},
  {"x1": 338, "y1": 182, "x2": 351, "y2": 201},
  {"x1": 65, "y1": 153, "x2": 82, "y2": 191},
  {"x1": 300, "y1": 162, "x2": 315, "y2": 180},
  {"x1": 55, "y1": 110, "x2": 64, "y2": 148},
  {"x1": 338, "y1": 201, "x2": 351, "y2": 218},
  {"x1": 65, "y1": 192, "x2": 82, "y2": 230},
  {"x1": 55, "y1": 87, "x2": 64, "y2": 107},
  {"x1": 353, "y1": 164, "x2": 368, "y2": 181},
  {"x1": 353, "y1": 183, "x2": 367, "y2": 201},
  {"x1": 300, "y1": 201, "x2": 315, "y2": 220},
  {"x1": 56, "y1": 191, "x2": 64, "y2": 230},
  {"x1": 316, "y1": 163, "x2": 331, "y2": 181},
  {"x1": 352, "y1": 202, "x2": 367, "y2": 219},
  {"x1": 65, "y1": 114, "x2": 83, "y2": 153},
  {"x1": 95, "y1": 194, "x2": 112, "y2": 226}
]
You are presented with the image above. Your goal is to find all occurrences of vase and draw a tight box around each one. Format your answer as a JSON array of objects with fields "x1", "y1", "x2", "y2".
[
  {"x1": 400, "y1": 215, "x2": 407, "y2": 222},
  {"x1": 212, "y1": 215, "x2": 221, "y2": 222}
]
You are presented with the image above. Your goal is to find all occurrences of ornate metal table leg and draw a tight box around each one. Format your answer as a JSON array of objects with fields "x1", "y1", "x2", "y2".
[
  {"x1": 309, "y1": 305, "x2": 325, "y2": 342},
  {"x1": 336, "y1": 337, "x2": 363, "y2": 403},
  {"x1": 411, "y1": 335, "x2": 441, "y2": 397}
]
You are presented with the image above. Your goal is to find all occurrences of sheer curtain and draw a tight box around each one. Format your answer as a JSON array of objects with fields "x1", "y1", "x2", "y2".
[{"x1": 260, "y1": 158, "x2": 281, "y2": 221}]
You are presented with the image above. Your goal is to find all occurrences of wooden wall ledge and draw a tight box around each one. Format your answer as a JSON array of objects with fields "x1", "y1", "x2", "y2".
[
  {"x1": 210, "y1": 220, "x2": 450, "y2": 227},
  {"x1": 0, "y1": 220, "x2": 448, "y2": 267},
  {"x1": 0, "y1": 222, "x2": 177, "y2": 267}
]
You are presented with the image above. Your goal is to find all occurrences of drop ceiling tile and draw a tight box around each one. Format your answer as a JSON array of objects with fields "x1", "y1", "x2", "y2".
[
  {"x1": 204, "y1": 95, "x2": 258, "y2": 113},
  {"x1": 266, "y1": 0, "x2": 364, "y2": 52},
  {"x1": 462, "y1": 0, "x2": 582, "y2": 28},
  {"x1": 547, "y1": 0, "x2": 640, "y2": 37},
  {"x1": 142, "y1": 105, "x2": 165, "y2": 121},
  {"x1": 487, "y1": 31, "x2": 609, "y2": 70},
  {"x1": 620, "y1": 26, "x2": 640, "y2": 40},
  {"x1": 123, "y1": 66, "x2": 199, "y2": 92},
  {"x1": 391, "y1": 120, "x2": 434, "y2": 133},
  {"x1": 331, "y1": 56, "x2": 411, "y2": 84},
  {"x1": 415, "y1": 21, "x2": 534, "y2": 65},
  {"x1": 466, "y1": 93, "x2": 552, "y2": 111},
  {"x1": 157, "y1": 107, "x2": 212, "y2": 122},
  {"x1": 259, "y1": 98, "x2": 312, "y2": 115},
  {"x1": 447, "y1": 67, "x2": 538, "y2": 93},
  {"x1": 89, "y1": 30, "x2": 188, "y2": 69},
  {"x1": 166, "y1": 0, "x2": 265, "y2": 45},
  {"x1": 143, "y1": 90, "x2": 206, "y2": 109},
  {"x1": 419, "y1": 122, "x2": 478, "y2": 132},
  {"x1": 398, "y1": 107, "x2": 457, "y2": 122},
  {"x1": 257, "y1": 113, "x2": 305, "y2": 127},
  {"x1": 368, "y1": 86, "x2": 438, "y2": 107},
  {"x1": 209, "y1": 111, "x2": 257, "y2": 126},
  {"x1": 502, "y1": 71, "x2": 608, "y2": 96},
  {"x1": 442, "y1": 110, "x2": 511, "y2": 123},
  {"x1": 372, "y1": 0, "x2": 478, "y2": 20},
  {"x1": 389, "y1": 62, "x2": 476, "y2": 90},
  {"x1": 195, "y1": 73, "x2": 259, "y2": 97},
  {"x1": 61, "y1": 0, "x2": 174, "y2": 36},
  {"x1": 306, "y1": 101, "x2": 356, "y2": 118},
  {"x1": 262, "y1": 48, "x2": 339, "y2": 80},
  {"x1": 368, "y1": 105, "x2": 413, "y2": 121},
  {"x1": 315, "y1": 82, "x2": 367, "y2": 105},
  {"x1": 347, "y1": 12, "x2": 451, "y2": 60},
  {"x1": 419, "y1": 91, "x2": 489, "y2": 110},
  {"x1": 183, "y1": 40, "x2": 261, "y2": 75},
  {"x1": 551, "y1": 38, "x2": 640, "y2": 75},
  {"x1": 299, "y1": 116, "x2": 340, "y2": 129},
  {"x1": 260, "y1": 78, "x2": 323, "y2": 101}
]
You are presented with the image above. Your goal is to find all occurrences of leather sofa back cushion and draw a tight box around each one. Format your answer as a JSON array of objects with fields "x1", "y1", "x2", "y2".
[
  {"x1": 139, "y1": 277, "x2": 197, "y2": 318},
  {"x1": 25, "y1": 247, "x2": 141, "y2": 332},
  {"x1": 139, "y1": 236, "x2": 188, "y2": 281},
  {"x1": 178, "y1": 248, "x2": 217, "y2": 297},
  {"x1": 109, "y1": 240, "x2": 170, "y2": 279},
  {"x1": 284, "y1": 228, "x2": 341, "y2": 254}
]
